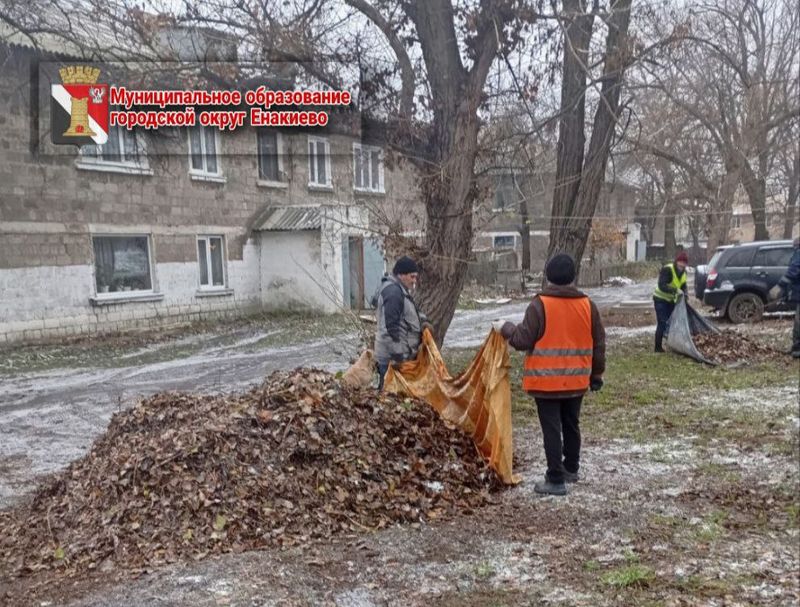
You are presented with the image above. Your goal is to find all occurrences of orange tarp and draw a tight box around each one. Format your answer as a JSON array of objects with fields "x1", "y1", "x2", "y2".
[{"x1": 384, "y1": 329, "x2": 519, "y2": 484}]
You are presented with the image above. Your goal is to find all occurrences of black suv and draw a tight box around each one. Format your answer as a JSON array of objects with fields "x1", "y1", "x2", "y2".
[{"x1": 695, "y1": 240, "x2": 795, "y2": 323}]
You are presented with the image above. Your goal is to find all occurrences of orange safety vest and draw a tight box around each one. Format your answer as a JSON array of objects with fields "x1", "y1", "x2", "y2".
[{"x1": 523, "y1": 295, "x2": 593, "y2": 393}]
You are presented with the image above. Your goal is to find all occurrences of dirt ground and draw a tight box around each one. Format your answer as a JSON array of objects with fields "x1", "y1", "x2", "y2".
[{"x1": 1, "y1": 283, "x2": 798, "y2": 606}]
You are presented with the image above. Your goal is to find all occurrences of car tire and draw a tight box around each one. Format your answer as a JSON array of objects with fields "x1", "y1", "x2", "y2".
[{"x1": 726, "y1": 292, "x2": 764, "y2": 324}]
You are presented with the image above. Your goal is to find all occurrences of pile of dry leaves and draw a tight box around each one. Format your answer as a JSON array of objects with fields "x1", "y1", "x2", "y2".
[
  {"x1": 0, "y1": 370, "x2": 495, "y2": 580},
  {"x1": 694, "y1": 331, "x2": 780, "y2": 364}
]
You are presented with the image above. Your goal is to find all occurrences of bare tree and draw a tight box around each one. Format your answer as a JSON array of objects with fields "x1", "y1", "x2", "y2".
[
  {"x1": 640, "y1": 0, "x2": 800, "y2": 242},
  {"x1": 342, "y1": 0, "x2": 543, "y2": 342},
  {"x1": 774, "y1": 131, "x2": 800, "y2": 239},
  {"x1": 546, "y1": 0, "x2": 634, "y2": 280}
]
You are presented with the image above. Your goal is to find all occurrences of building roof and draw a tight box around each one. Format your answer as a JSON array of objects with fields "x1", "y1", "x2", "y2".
[{"x1": 255, "y1": 206, "x2": 322, "y2": 231}]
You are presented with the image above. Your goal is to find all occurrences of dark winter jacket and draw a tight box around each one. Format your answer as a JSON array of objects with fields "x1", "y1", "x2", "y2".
[
  {"x1": 372, "y1": 274, "x2": 429, "y2": 364},
  {"x1": 778, "y1": 247, "x2": 800, "y2": 304},
  {"x1": 500, "y1": 285, "x2": 606, "y2": 399}
]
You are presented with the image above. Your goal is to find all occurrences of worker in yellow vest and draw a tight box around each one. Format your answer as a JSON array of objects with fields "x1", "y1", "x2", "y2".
[
  {"x1": 493, "y1": 254, "x2": 606, "y2": 496},
  {"x1": 653, "y1": 251, "x2": 689, "y2": 353}
]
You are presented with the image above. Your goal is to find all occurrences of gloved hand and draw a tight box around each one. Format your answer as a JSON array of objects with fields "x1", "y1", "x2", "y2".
[
  {"x1": 675, "y1": 289, "x2": 684, "y2": 299},
  {"x1": 421, "y1": 321, "x2": 434, "y2": 334},
  {"x1": 590, "y1": 377, "x2": 603, "y2": 392},
  {"x1": 491, "y1": 320, "x2": 507, "y2": 333},
  {"x1": 768, "y1": 285, "x2": 784, "y2": 302}
]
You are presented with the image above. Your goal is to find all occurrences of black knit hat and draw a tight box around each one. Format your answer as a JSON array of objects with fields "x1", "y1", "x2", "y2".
[
  {"x1": 393, "y1": 256, "x2": 419, "y2": 275},
  {"x1": 545, "y1": 253, "x2": 576, "y2": 286}
]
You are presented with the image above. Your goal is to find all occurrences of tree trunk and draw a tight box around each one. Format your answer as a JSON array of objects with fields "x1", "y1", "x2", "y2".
[
  {"x1": 416, "y1": 108, "x2": 480, "y2": 345},
  {"x1": 783, "y1": 147, "x2": 799, "y2": 239},
  {"x1": 785, "y1": 195, "x2": 799, "y2": 240},
  {"x1": 518, "y1": 185, "x2": 531, "y2": 272},
  {"x1": 705, "y1": 169, "x2": 739, "y2": 259},
  {"x1": 546, "y1": 0, "x2": 634, "y2": 280},
  {"x1": 663, "y1": 170, "x2": 676, "y2": 260},
  {"x1": 547, "y1": 0, "x2": 595, "y2": 258},
  {"x1": 741, "y1": 164, "x2": 769, "y2": 240},
  {"x1": 410, "y1": 0, "x2": 499, "y2": 345}
]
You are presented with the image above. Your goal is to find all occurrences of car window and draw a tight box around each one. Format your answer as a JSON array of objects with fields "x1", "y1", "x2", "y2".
[
  {"x1": 723, "y1": 248, "x2": 755, "y2": 267},
  {"x1": 708, "y1": 249, "x2": 726, "y2": 269},
  {"x1": 754, "y1": 247, "x2": 793, "y2": 268}
]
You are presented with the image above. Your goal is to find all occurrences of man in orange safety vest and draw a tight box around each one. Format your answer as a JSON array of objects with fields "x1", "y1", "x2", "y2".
[{"x1": 493, "y1": 253, "x2": 606, "y2": 496}]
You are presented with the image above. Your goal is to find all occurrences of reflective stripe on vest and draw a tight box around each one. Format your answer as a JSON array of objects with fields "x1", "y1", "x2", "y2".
[
  {"x1": 653, "y1": 263, "x2": 687, "y2": 303},
  {"x1": 522, "y1": 296, "x2": 593, "y2": 393}
]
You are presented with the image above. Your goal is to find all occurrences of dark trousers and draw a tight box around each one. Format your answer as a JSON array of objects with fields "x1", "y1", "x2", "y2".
[
  {"x1": 534, "y1": 396, "x2": 583, "y2": 484},
  {"x1": 793, "y1": 304, "x2": 800, "y2": 352},
  {"x1": 377, "y1": 361, "x2": 389, "y2": 392},
  {"x1": 653, "y1": 298, "x2": 675, "y2": 351}
]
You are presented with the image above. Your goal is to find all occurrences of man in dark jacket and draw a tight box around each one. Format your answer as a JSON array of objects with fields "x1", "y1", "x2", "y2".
[
  {"x1": 372, "y1": 256, "x2": 431, "y2": 390},
  {"x1": 652, "y1": 251, "x2": 689, "y2": 352},
  {"x1": 770, "y1": 238, "x2": 800, "y2": 358},
  {"x1": 494, "y1": 254, "x2": 606, "y2": 496}
]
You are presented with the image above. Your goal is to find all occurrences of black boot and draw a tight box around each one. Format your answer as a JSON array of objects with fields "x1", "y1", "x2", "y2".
[{"x1": 533, "y1": 477, "x2": 567, "y2": 496}]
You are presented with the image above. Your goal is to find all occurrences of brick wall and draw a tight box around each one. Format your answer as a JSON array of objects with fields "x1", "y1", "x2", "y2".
[{"x1": 0, "y1": 45, "x2": 424, "y2": 343}]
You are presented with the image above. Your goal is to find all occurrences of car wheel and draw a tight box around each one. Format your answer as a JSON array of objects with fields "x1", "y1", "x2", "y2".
[{"x1": 726, "y1": 292, "x2": 764, "y2": 324}]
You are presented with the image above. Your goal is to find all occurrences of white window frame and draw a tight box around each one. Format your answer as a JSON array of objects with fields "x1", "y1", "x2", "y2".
[
  {"x1": 308, "y1": 135, "x2": 332, "y2": 188},
  {"x1": 91, "y1": 233, "x2": 156, "y2": 300},
  {"x1": 493, "y1": 234, "x2": 517, "y2": 249},
  {"x1": 353, "y1": 143, "x2": 385, "y2": 193},
  {"x1": 77, "y1": 126, "x2": 152, "y2": 175},
  {"x1": 196, "y1": 234, "x2": 228, "y2": 291},
  {"x1": 188, "y1": 126, "x2": 224, "y2": 182},
  {"x1": 256, "y1": 130, "x2": 287, "y2": 187}
]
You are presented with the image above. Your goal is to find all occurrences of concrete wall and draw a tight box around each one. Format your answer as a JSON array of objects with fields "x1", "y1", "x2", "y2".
[
  {"x1": 259, "y1": 231, "x2": 331, "y2": 312},
  {"x1": 0, "y1": 240, "x2": 261, "y2": 343}
]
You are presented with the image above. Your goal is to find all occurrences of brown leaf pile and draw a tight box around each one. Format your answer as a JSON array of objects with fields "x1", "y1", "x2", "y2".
[
  {"x1": 694, "y1": 331, "x2": 780, "y2": 364},
  {"x1": 0, "y1": 370, "x2": 495, "y2": 580}
]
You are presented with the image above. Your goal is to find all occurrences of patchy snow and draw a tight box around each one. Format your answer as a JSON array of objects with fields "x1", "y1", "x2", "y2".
[
  {"x1": 694, "y1": 385, "x2": 799, "y2": 411},
  {"x1": 604, "y1": 276, "x2": 635, "y2": 287},
  {"x1": 605, "y1": 325, "x2": 656, "y2": 339}
]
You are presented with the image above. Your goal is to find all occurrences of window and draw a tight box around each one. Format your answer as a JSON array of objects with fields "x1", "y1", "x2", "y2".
[
  {"x1": 724, "y1": 248, "x2": 755, "y2": 267},
  {"x1": 257, "y1": 130, "x2": 284, "y2": 183},
  {"x1": 494, "y1": 174, "x2": 515, "y2": 210},
  {"x1": 493, "y1": 235, "x2": 516, "y2": 249},
  {"x1": 308, "y1": 136, "x2": 331, "y2": 187},
  {"x1": 353, "y1": 144, "x2": 384, "y2": 192},
  {"x1": 197, "y1": 235, "x2": 226, "y2": 289},
  {"x1": 188, "y1": 126, "x2": 221, "y2": 176},
  {"x1": 79, "y1": 125, "x2": 149, "y2": 172},
  {"x1": 92, "y1": 236, "x2": 153, "y2": 294},
  {"x1": 754, "y1": 247, "x2": 793, "y2": 268}
]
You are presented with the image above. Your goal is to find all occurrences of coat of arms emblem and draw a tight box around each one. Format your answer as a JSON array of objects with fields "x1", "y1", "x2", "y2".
[{"x1": 51, "y1": 66, "x2": 109, "y2": 146}]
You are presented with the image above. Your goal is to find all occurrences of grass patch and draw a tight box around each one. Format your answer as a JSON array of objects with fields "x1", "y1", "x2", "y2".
[
  {"x1": 674, "y1": 573, "x2": 760, "y2": 597},
  {"x1": 601, "y1": 564, "x2": 655, "y2": 588},
  {"x1": 444, "y1": 333, "x2": 796, "y2": 434},
  {"x1": 787, "y1": 504, "x2": 800, "y2": 528},
  {"x1": 693, "y1": 511, "x2": 728, "y2": 543},
  {"x1": 694, "y1": 462, "x2": 742, "y2": 483},
  {"x1": 474, "y1": 561, "x2": 497, "y2": 579}
]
